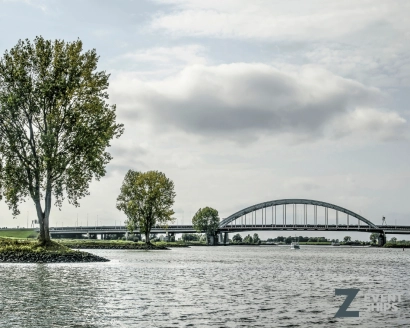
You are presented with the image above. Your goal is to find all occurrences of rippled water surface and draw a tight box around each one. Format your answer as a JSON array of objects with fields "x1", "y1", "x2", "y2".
[{"x1": 0, "y1": 246, "x2": 409, "y2": 327}]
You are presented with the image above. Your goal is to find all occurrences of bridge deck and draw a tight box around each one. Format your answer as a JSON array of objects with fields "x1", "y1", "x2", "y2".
[{"x1": 46, "y1": 224, "x2": 410, "y2": 235}]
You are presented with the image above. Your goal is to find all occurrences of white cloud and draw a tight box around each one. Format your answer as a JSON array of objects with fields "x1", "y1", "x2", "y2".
[
  {"x1": 122, "y1": 44, "x2": 207, "y2": 65},
  {"x1": 111, "y1": 63, "x2": 406, "y2": 143},
  {"x1": 149, "y1": 0, "x2": 409, "y2": 42},
  {"x1": 330, "y1": 107, "x2": 407, "y2": 141}
]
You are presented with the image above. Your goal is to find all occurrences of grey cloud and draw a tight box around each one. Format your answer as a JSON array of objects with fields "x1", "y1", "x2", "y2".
[{"x1": 111, "y1": 63, "x2": 405, "y2": 143}]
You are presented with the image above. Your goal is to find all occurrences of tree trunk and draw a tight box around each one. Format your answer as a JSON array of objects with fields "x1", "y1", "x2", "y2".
[
  {"x1": 35, "y1": 182, "x2": 52, "y2": 245},
  {"x1": 145, "y1": 231, "x2": 150, "y2": 244}
]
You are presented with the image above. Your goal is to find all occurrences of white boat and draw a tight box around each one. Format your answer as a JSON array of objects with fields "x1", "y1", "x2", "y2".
[
  {"x1": 290, "y1": 236, "x2": 300, "y2": 249},
  {"x1": 290, "y1": 242, "x2": 300, "y2": 249}
]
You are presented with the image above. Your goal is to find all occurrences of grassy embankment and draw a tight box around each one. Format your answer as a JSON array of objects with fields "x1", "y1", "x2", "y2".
[
  {"x1": 58, "y1": 239, "x2": 194, "y2": 249},
  {"x1": 0, "y1": 230, "x2": 197, "y2": 248},
  {"x1": 0, "y1": 238, "x2": 109, "y2": 262},
  {"x1": 0, "y1": 229, "x2": 38, "y2": 239},
  {"x1": 384, "y1": 242, "x2": 410, "y2": 248}
]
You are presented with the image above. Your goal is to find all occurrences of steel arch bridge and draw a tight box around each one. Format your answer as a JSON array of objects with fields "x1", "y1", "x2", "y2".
[{"x1": 219, "y1": 199, "x2": 378, "y2": 229}]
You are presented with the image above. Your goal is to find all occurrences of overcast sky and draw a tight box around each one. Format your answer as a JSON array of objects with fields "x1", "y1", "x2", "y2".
[{"x1": 0, "y1": 0, "x2": 409, "y2": 240}]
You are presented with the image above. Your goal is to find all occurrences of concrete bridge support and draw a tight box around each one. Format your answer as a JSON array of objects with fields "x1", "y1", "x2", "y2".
[
  {"x1": 206, "y1": 234, "x2": 218, "y2": 245},
  {"x1": 218, "y1": 232, "x2": 223, "y2": 244},
  {"x1": 165, "y1": 232, "x2": 175, "y2": 242},
  {"x1": 378, "y1": 233, "x2": 386, "y2": 247}
]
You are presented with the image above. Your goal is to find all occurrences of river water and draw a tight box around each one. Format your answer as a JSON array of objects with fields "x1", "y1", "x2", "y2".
[{"x1": 0, "y1": 246, "x2": 409, "y2": 327}]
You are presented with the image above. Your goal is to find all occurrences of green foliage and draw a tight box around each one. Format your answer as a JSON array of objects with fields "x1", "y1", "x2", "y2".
[
  {"x1": 232, "y1": 233, "x2": 242, "y2": 243},
  {"x1": 344, "y1": 236, "x2": 351, "y2": 242},
  {"x1": 0, "y1": 239, "x2": 73, "y2": 254},
  {"x1": 181, "y1": 233, "x2": 201, "y2": 242},
  {"x1": 299, "y1": 241, "x2": 332, "y2": 245},
  {"x1": 384, "y1": 240, "x2": 410, "y2": 248},
  {"x1": 243, "y1": 234, "x2": 253, "y2": 244},
  {"x1": 0, "y1": 229, "x2": 38, "y2": 239},
  {"x1": 191, "y1": 207, "x2": 220, "y2": 235},
  {"x1": 253, "y1": 233, "x2": 261, "y2": 244},
  {"x1": 116, "y1": 170, "x2": 176, "y2": 244},
  {"x1": 0, "y1": 36, "x2": 123, "y2": 243},
  {"x1": 390, "y1": 237, "x2": 397, "y2": 244},
  {"x1": 370, "y1": 233, "x2": 379, "y2": 244}
]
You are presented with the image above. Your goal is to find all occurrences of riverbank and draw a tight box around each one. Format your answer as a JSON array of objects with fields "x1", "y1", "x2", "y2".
[
  {"x1": 0, "y1": 239, "x2": 109, "y2": 263},
  {"x1": 58, "y1": 239, "x2": 191, "y2": 249},
  {"x1": 383, "y1": 243, "x2": 410, "y2": 248}
]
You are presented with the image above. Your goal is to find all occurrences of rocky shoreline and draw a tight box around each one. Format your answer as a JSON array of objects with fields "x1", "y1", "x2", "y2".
[
  {"x1": 0, "y1": 250, "x2": 109, "y2": 263},
  {"x1": 0, "y1": 239, "x2": 110, "y2": 263}
]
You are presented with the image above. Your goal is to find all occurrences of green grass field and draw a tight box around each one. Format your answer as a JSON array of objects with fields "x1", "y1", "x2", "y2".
[{"x1": 0, "y1": 229, "x2": 38, "y2": 239}]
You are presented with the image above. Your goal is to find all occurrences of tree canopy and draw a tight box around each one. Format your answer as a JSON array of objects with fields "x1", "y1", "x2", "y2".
[
  {"x1": 0, "y1": 36, "x2": 123, "y2": 244},
  {"x1": 191, "y1": 207, "x2": 220, "y2": 236},
  {"x1": 370, "y1": 233, "x2": 379, "y2": 244},
  {"x1": 116, "y1": 170, "x2": 176, "y2": 244},
  {"x1": 253, "y1": 233, "x2": 261, "y2": 244},
  {"x1": 232, "y1": 233, "x2": 242, "y2": 243},
  {"x1": 243, "y1": 234, "x2": 254, "y2": 244}
]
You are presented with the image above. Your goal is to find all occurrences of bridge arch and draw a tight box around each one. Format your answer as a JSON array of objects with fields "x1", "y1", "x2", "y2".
[{"x1": 219, "y1": 199, "x2": 378, "y2": 229}]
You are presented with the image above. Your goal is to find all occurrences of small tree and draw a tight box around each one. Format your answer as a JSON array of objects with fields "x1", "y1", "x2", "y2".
[
  {"x1": 390, "y1": 237, "x2": 397, "y2": 244},
  {"x1": 253, "y1": 233, "x2": 261, "y2": 244},
  {"x1": 192, "y1": 207, "x2": 220, "y2": 239},
  {"x1": 116, "y1": 170, "x2": 176, "y2": 245},
  {"x1": 232, "y1": 233, "x2": 242, "y2": 243},
  {"x1": 0, "y1": 37, "x2": 123, "y2": 245},
  {"x1": 344, "y1": 236, "x2": 351, "y2": 242},
  {"x1": 370, "y1": 233, "x2": 379, "y2": 244},
  {"x1": 243, "y1": 234, "x2": 253, "y2": 244}
]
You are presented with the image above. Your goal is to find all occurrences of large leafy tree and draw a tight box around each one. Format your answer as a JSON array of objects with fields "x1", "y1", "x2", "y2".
[
  {"x1": 192, "y1": 207, "x2": 220, "y2": 238},
  {"x1": 0, "y1": 37, "x2": 123, "y2": 244},
  {"x1": 116, "y1": 170, "x2": 176, "y2": 245}
]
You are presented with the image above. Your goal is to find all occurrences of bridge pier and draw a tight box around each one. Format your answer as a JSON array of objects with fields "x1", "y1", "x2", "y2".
[
  {"x1": 166, "y1": 232, "x2": 175, "y2": 242},
  {"x1": 206, "y1": 234, "x2": 218, "y2": 245},
  {"x1": 212, "y1": 232, "x2": 229, "y2": 245},
  {"x1": 378, "y1": 233, "x2": 386, "y2": 247}
]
